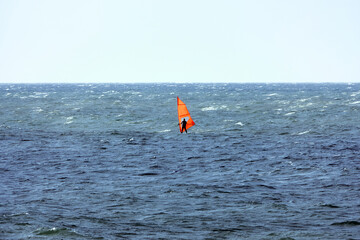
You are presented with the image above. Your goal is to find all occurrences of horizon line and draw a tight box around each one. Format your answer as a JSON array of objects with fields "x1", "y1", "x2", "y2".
[{"x1": 0, "y1": 81, "x2": 359, "y2": 85}]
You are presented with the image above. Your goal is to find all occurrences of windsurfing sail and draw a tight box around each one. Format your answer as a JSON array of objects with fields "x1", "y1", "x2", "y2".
[{"x1": 177, "y1": 96, "x2": 195, "y2": 133}]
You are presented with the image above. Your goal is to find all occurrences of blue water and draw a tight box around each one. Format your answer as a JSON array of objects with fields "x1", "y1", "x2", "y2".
[{"x1": 1, "y1": 83, "x2": 360, "y2": 239}]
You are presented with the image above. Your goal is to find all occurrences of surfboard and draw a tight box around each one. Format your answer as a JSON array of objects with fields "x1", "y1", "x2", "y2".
[{"x1": 177, "y1": 97, "x2": 195, "y2": 133}]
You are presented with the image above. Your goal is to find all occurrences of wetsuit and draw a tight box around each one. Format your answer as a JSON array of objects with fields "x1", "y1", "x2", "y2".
[{"x1": 181, "y1": 119, "x2": 187, "y2": 133}]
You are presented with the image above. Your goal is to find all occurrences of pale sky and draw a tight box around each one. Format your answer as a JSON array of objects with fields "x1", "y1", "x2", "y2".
[{"x1": 0, "y1": 0, "x2": 359, "y2": 83}]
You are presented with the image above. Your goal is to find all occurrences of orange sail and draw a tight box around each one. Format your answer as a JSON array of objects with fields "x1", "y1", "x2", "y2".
[{"x1": 177, "y1": 97, "x2": 195, "y2": 133}]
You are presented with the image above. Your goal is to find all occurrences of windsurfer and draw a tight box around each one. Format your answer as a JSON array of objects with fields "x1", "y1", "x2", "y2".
[{"x1": 179, "y1": 118, "x2": 187, "y2": 133}]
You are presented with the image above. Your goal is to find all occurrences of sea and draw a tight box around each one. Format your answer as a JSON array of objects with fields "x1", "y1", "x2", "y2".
[{"x1": 1, "y1": 83, "x2": 359, "y2": 240}]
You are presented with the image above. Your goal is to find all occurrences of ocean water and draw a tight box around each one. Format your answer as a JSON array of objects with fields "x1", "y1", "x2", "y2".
[{"x1": 1, "y1": 83, "x2": 360, "y2": 239}]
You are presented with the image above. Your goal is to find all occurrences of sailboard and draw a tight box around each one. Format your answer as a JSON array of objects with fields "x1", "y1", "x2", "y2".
[{"x1": 177, "y1": 97, "x2": 195, "y2": 133}]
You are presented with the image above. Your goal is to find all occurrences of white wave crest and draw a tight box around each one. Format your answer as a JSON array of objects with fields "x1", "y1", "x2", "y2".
[
  {"x1": 284, "y1": 112, "x2": 295, "y2": 116},
  {"x1": 201, "y1": 105, "x2": 227, "y2": 111},
  {"x1": 297, "y1": 130, "x2": 310, "y2": 135},
  {"x1": 266, "y1": 93, "x2": 279, "y2": 97},
  {"x1": 65, "y1": 116, "x2": 74, "y2": 124},
  {"x1": 235, "y1": 122, "x2": 244, "y2": 126},
  {"x1": 159, "y1": 129, "x2": 171, "y2": 133},
  {"x1": 349, "y1": 101, "x2": 360, "y2": 105}
]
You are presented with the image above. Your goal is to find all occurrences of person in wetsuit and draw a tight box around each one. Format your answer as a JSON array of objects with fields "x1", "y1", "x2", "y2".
[{"x1": 180, "y1": 118, "x2": 187, "y2": 133}]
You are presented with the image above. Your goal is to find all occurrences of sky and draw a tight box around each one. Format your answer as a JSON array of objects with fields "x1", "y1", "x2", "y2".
[{"x1": 0, "y1": 0, "x2": 359, "y2": 83}]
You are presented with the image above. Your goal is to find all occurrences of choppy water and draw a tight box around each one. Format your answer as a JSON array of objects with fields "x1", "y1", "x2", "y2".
[{"x1": 1, "y1": 83, "x2": 360, "y2": 239}]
